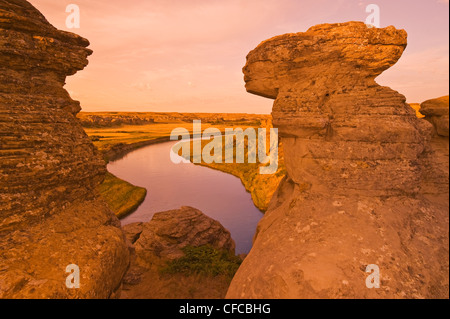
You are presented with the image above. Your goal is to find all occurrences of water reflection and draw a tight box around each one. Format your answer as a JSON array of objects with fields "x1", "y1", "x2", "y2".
[{"x1": 108, "y1": 141, "x2": 263, "y2": 254}]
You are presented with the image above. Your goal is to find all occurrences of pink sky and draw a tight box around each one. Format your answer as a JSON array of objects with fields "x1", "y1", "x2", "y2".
[{"x1": 29, "y1": 0, "x2": 449, "y2": 114}]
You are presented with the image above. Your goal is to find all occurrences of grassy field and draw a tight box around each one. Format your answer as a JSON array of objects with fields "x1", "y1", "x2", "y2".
[
  {"x1": 85, "y1": 122, "x2": 267, "y2": 155},
  {"x1": 80, "y1": 112, "x2": 277, "y2": 216},
  {"x1": 98, "y1": 172, "x2": 147, "y2": 219},
  {"x1": 193, "y1": 159, "x2": 286, "y2": 212},
  {"x1": 179, "y1": 135, "x2": 286, "y2": 211},
  {"x1": 86, "y1": 123, "x2": 189, "y2": 153},
  {"x1": 88, "y1": 105, "x2": 423, "y2": 216},
  {"x1": 80, "y1": 112, "x2": 268, "y2": 154},
  {"x1": 161, "y1": 245, "x2": 242, "y2": 281}
]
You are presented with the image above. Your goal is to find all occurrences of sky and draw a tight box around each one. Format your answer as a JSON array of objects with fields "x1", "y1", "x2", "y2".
[{"x1": 29, "y1": 0, "x2": 449, "y2": 114}]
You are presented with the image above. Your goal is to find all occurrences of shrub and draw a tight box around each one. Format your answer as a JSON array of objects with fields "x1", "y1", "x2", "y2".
[{"x1": 161, "y1": 245, "x2": 242, "y2": 280}]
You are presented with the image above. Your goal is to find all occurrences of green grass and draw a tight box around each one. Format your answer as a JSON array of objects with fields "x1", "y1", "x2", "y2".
[
  {"x1": 161, "y1": 245, "x2": 242, "y2": 281},
  {"x1": 79, "y1": 112, "x2": 268, "y2": 154},
  {"x1": 79, "y1": 112, "x2": 281, "y2": 213},
  {"x1": 98, "y1": 172, "x2": 147, "y2": 219},
  {"x1": 182, "y1": 136, "x2": 286, "y2": 211}
]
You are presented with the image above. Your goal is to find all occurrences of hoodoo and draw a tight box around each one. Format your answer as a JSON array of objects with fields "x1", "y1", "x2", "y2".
[
  {"x1": 227, "y1": 22, "x2": 449, "y2": 299},
  {"x1": 0, "y1": 0, "x2": 129, "y2": 298}
]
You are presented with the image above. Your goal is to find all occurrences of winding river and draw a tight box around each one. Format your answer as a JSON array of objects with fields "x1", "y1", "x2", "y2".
[{"x1": 107, "y1": 140, "x2": 263, "y2": 254}]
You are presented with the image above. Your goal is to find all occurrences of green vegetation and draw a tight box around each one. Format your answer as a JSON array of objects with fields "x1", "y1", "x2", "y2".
[
  {"x1": 161, "y1": 245, "x2": 242, "y2": 281},
  {"x1": 80, "y1": 112, "x2": 284, "y2": 213},
  {"x1": 201, "y1": 159, "x2": 286, "y2": 212},
  {"x1": 84, "y1": 123, "x2": 186, "y2": 153},
  {"x1": 98, "y1": 172, "x2": 147, "y2": 219},
  {"x1": 182, "y1": 136, "x2": 286, "y2": 211},
  {"x1": 79, "y1": 112, "x2": 268, "y2": 154}
]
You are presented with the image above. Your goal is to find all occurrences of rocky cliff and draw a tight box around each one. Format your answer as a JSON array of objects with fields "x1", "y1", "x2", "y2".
[
  {"x1": 0, "y1": 0, "x2": 129, "y2": 298},
  {"x1": 227, "y1": 22, "x2": 449, "y2": 298}
]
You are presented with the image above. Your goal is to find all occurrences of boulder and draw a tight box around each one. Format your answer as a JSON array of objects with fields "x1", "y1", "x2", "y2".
[
  {"x1": 420, "y1": 96, "x2": 449, "y2": 137},
  {"x1": 123, "y1": 222, "x2": 144, "y2": 244},
  {"x1": 124, "y1": 206, "x2": 235, "y2": 263},
  {"x1": 121, "y1": 207, "x2": 236, "y2": 298}
]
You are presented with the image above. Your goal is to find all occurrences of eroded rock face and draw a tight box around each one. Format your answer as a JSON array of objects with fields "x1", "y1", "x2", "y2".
[
  {"x1": 0, "y1": 0, "x2": 129, "y2": 298},
  {"x1": 227, "y1": 22, "x2": 449, "y2": 299},
  {"x1": 124, "y1": 206, "x2": 235, "y2": 264},
  {"x1": 420, "y1": 96, "x2": 449, "y2": 137},
  {"x1": 121, "y1": 207, "x2": 236, "y2": 298}
]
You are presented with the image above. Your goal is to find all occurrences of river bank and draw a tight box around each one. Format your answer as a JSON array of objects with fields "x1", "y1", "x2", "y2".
[
  {"x1": 108, "y1": 140, "x2": 264, "y2": 253},
  {"x1": 98, "y1": 172, "x2": 147, "y2": 219},
  {"x1": 89, "y1": 102, "x2": 434, "y2": 217},
  {"x1": 80, "y1": 113, "x2": 280, "y2": 216}
]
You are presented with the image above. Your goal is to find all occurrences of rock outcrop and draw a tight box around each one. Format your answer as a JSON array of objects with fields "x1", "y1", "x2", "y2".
[
  {"x1": 227, "y1": 22, "x2": 449, "y2": 299},
  {"x1": 420, "y1": 96, "x2": 449, "y2": 137},
  {"x1": 124, "y1": 206, "x2": 235, "y2": 263},
  {"x1": 0, "y1": 0, "x2": 129, "y2": 298},
  {"x1": 121, "y1": 207, "x2": 236, "y2": 299}
]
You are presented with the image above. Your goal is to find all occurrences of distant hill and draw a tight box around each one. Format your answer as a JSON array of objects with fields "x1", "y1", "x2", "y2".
[{"x1": 78, "y1": 112, "x2": 269, "y2": 128}]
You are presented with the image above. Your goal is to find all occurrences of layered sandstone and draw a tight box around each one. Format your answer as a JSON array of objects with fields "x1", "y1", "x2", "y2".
[
  {"x1": 227, "y1": 22, "x2": 449, "y2": 299},
  {"x1": 121, "y1": 207, "x2": 236, "y2": 299},
  {"x1": 420, "y1": 95, "x2": 449, "y2": 137},
  {"x1": 0, "y1": 0, "x2": 129, "y2": 298},
  {"x1": 125, "y1": 206, "x2": 235, "y2": 264}
]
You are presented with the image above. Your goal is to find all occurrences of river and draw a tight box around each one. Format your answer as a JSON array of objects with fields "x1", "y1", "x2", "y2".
[{"x1": 107, "y1": 140, "x2": 263, "y2": 254}]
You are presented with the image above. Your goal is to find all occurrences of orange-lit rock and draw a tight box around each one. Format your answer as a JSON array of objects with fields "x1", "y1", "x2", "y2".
[
  {"x1": 130, "y1": 207, "x2": 235, "y2": 262},
  {"x1": 227, "y1": 22, "x2": 449, "y2": 299},
  {"x1": 0, "y1": 0, "x2": 129, "y2": 298},
  {"x1": 420, "y1": 95, "x2": 449, "y2": 137}
]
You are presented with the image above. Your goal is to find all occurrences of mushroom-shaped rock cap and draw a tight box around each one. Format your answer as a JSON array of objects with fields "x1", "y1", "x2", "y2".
[
  {"x1": 0, "y1": 0, "x2": 92, "y2": 75},
  {"x1": 243, "y1": 22, "x2": 407, "y2": 99}
]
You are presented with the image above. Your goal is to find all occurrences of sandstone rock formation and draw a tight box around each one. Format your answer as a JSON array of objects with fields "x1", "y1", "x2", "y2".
[
  {"x1": 420, "y1": 95, "x2": 449, "y2": 137},
  {"x1": 227, "y1": 22, "x2": 449, "y2": 299},
  {"x1": 0, "y1": 0, "x2": 129, "y2": 298},
  {"x1": 124, "y1": 206, "x2": 235, "y2": 263},
  {"x1": 121, "y1": 207, "x2": 236, "y2": 299}
]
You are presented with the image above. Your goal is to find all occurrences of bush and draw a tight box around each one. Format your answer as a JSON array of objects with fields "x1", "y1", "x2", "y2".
[{"x1": 161, "y1": 245, "x2": 242, "y2": 280}]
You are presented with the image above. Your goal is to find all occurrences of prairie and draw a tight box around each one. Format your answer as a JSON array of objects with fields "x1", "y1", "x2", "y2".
[{"x1": 78, "y1": 112, "x2": 281, "y2": 216}]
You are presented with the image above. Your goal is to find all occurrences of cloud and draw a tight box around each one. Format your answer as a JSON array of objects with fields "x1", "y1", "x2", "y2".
[{"x1": 29, "y1": 0, "x2": 449, "y2": 112}]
